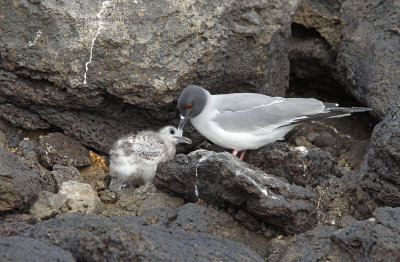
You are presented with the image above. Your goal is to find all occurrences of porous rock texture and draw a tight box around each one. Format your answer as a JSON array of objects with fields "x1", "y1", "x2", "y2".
[
  {"x1": 0, "y1": 236, "x2": 75, "y2": 262},
  {"x1": 0, "y1": 148, "x2": 41, "y2": 213},
  {"x1": 23, "y1": 212, "x2": 264, "y2": 262},
  {"x1": 154, "y1": 150, "x2": 317, "y2": 234},
  {"x1": 0, "y1": 0, "x2": 300, "y2": 153},
  {"x1": 267, "y1": 207, "x2": 400, "y2": 262},
  {"x1": 361, "y1": 110, "x2": 400, "y2": 207}
]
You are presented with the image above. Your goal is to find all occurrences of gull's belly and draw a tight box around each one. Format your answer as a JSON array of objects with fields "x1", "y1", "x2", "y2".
[{"x1": 191, "y1": 117, "x2": 294, "y2": 150}]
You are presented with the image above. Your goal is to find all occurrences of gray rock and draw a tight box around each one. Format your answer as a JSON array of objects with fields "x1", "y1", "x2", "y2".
[
  {"x1": 138, "y1": 193, "x2": 184, "y2": 216},
  {"x1": 0, "y1": 214, "x2": 37, "y2": 237},
  {"x1": 51, "y1": 165, "x2": 81, "y2": 189},
  {"x1": 361, "y1": 111, "x2": 400, "y2": 207},
  {"x1": 58, "y1": 181, "x2": 105, "y2": 215},
  {"x1": 268, "y1": 226, "x2": 350, "y2": 262},
  {"x1": 30, "y1": 181, "x2": 105, "y2": 219},
  {"x1": 102, "y1": 184, "x2": 158, "y2": 217},
  {"x1": 0, "y1": 120, "x2": 26, "y2": 148},
  {"x1": 18, "y1": 139, "x2": 39, "y2": 161},
  {"x1": 246, "y1": 142, "x2": 337, "y2": 186},
  {"x1": 292, "y1": 0, "x2": 343, "y2": 49},
  {"x1": 0, "y1": 0, "x2": 300, "y2": 153},
  {"x1": 141, "y1": 203, "x2": 272, "y2": 259},
  {"x1": 0, "y1": 130, "x2": 7, "y2": 149},
  {"x1": 337, "y1": 0, "x2": 400, "y2": 119},
  {"x1": 23, "y1": 158, "x2": 58, "y2": 193},
  {"x1": 0, "y1": 147, "x2": 41, "y2": 212},
  {"x1": 23, "y1": 213, "x2": 264, "y2": 262},
  {"x1": 0, "y1": 103, "x2": 51, "y2": 130},
  {"x1": 333, "y1": 207, "x2": 400, "y2": 262},
  {"x1": 154, "y1": 150, "x2": 317, "y2": 234},
  {"x1": 37, "y1": 132, "x2": 91, "y2": 168},
  {"x1": 0, "y1": 236, "x2": 75, "y2": 262},
  {"x1": 269, "y1": 207, "x2": 400, "y2": 262},
  {"x1": 29, "y1": 191, "x2": 68, "y2": 220},
  {"x1": 0, "y1": 222, "x2": 33, "y2": 237},
  {"x1": 315, "y1": 169, "x2": 376, "y2": 226}
]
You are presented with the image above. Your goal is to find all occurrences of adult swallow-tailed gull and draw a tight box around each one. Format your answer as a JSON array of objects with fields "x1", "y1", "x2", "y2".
[
  {"x1": 177, "y1": 85, "x2": 372, "y2": 160},
  {"x1": 109, "y1": 126, "x2": 191, "y2": 191}
]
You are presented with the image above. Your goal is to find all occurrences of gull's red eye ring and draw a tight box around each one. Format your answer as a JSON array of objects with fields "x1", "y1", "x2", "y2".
[{"x1": 185, "y1": 104, "x2": 193, "y2": 109}]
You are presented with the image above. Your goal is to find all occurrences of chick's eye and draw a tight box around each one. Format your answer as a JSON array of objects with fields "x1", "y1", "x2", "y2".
[
  {"x1": 169, "y1": 129, "x2": 175, "y2": 135},
  {"x1": 185, "y1": 104, "x2": 193, "y2": 109}
]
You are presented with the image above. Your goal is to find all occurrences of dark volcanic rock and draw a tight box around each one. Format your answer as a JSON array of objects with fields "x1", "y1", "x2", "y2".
[
  {"x1": 0, "y1": 103, "x2": 51, "y2": 130},
  {"x1": 23, "y1": 158, "x2": 58, "y2": 193},
  {"x1": 141, "y1": 203, "x2": 272, "y2": 258},
  {"x1": 51, "y1": 165, "x2": 81, "y2": 189},
  {"x1": 0, "y1": 236, "x2": 75, "y2": 262},
  {"x1": 361, "y1": 111, "x2": 400, "y2": 207},
  {"x1": 0, "y1": 0, "x2": 300, "y2": 153},
  {"x1": 0, "y1": 222, "x2": 33, "y2": 237},
  {"x1": 23, "y1": 213, "x2": 263, "y2": 262},
  {"x1": 333, "y1": 207, "x2": 400, "y2": 262},
  {"x1": 315, "y1": 169, "x2": 376, "y2": 226},
  {"x1": 0, "y1": 148, "x2": 41, "y2": 213},
  {"x1": 268, "y1": 226, "x2": 351, "y2": 262},
  {"x1": 292, "y1": 0, "x2": 343, "y2": 49},
  {"x1": 0, "y1": 119, "x2": 26, "y2": 148},
  {"x1": 154, "y1": 150, "x2": 317, "y2": 234},
  {"x1": 246, "y1": 142, "x2": 337, "y2": 186},
  {"x1": 0, "y1": 213, "x2": 37, "y2": 237},
  {"x1": 337, "y1": 0, "x2": 400, "y2": 119},
  {"x1": 37, "y1": 132, "x2": 91, "y2": 168},
  {"x1": 269, "y1": 207, "x2": 400, "y2": 262}
]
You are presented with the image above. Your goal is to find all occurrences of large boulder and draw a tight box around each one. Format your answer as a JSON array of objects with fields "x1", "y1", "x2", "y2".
[
  {"x1": 0, "y1": 148, "x2": 41, "y2": 212},
  {"x1": 337, "y1": 0, "x2": 400, "y2": 119},
  {"x1": 268, "y1": 207, "x2": 400, "y2": 262},
  {"x1": 361, "y1": 110, "x2": 400, "y2": 207},
  {"x1": 23, "y1": 212, "x2": 264, "y2": 262},
  {"x1": 0, "y1": 0, "x2": 300, "y2": 152},
  {"x1": 154, "y1": 150, "x2": 317, "y2": 234}
]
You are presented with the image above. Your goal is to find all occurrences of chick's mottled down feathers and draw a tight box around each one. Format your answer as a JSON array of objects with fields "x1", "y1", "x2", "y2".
[{"x1": 109, "y1": 126, "x2": 191, "y2": 190}]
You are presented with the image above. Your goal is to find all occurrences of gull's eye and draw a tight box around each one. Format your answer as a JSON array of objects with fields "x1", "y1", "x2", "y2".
[
  {"x1": 185, "y1": 104, "x2": 193, "y2": 109},
  {"x1": 169, "y1": 129, "x2": 175, "y2": 135}
]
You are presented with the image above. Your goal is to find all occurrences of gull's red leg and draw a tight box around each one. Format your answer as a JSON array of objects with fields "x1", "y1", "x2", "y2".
[
  {"x1": 239, "y1": 150, "x2": 247, "y2": 160},
  {"x1": 232, "y1": 149, "x2": 238, "y2": 156}
]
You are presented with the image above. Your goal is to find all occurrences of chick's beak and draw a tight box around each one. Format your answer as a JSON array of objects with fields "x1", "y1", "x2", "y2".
[{"x1": 173, "y1": 135, "x2": 192, "y2": 144}]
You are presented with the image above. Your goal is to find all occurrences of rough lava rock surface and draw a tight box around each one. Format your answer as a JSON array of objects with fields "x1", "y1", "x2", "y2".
[
  {"x1": 0, "y1": 147, "x2": 41, "y2": 213},
  {"x1": 337, "y1": 0, "x2": 400, "y2": 119},
  {"x1": 154, "y1": 150, "x2": 317, "y2": 234},
  {"x1": 0, "y1": 0, "x2": 300, "y2": 153},
  {"x1": 0, "y1": 236, "x2": 75, "y2": 262},
  {"x1": 268, "y1": 207, "x2": 400, "y2": 262},
  {"x1": 37, "y1": 132, "x2": 91, "y2": 168},
  {"x1": 246, "y1": 142, "x2": 338, "y2": 187},
  {"x1": 23, "y1": 212, "x2": 264, "y2": 262},
  {"x1": 361, "y1": 110, "x2": 400, "y2": 207},
  {"x1": 141, "y1": 203, "x2": 272, "y2": 258}
]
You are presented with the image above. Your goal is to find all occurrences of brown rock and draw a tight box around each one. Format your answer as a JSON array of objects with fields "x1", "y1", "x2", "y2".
[{"x1": 37, "y1": 132, "x2": 91, "y2": 168}]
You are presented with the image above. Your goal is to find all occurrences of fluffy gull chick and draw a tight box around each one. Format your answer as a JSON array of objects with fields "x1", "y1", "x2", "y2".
[{"x1": 109, "y1": 126, "x2": 191, "y2": 191}]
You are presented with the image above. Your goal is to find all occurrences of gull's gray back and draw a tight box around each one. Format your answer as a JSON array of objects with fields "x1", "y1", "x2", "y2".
[{"x1": 212, "y1": 93, "x2": 324, "y2": 132}]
